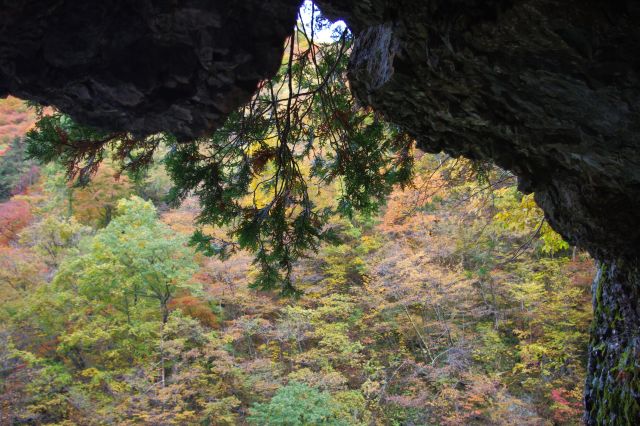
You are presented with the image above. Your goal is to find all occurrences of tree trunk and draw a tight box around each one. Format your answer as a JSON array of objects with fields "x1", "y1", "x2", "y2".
[{"x1": 584, "y1": 259, "x2": 640, "y2": 424}]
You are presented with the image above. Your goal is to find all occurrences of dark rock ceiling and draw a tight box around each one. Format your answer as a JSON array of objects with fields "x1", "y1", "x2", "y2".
[{"x1": 0, "y1": 0, "x2": 300, "y2": 140}]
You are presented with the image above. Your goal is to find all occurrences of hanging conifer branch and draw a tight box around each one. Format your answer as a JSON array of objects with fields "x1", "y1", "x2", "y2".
[{"x1": 25, "y1": 4, "x2": 414, "y2": 295}]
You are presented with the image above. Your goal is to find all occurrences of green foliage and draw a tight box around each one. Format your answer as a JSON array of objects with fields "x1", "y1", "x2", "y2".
[
  {"x1": 56, "y1": 196, "x2": 199, "y2": 323},
  {"x1": 317, "y1": 217, "x2": 381, "y2": 289},
  {"x1": 248, "y1": 382, "x2": 349, "y2": 426},
  {"x1": 26, "y1": 113, "x2": 161, "y2": 186},
  {"x1": 165, "y1": 28, "x2": 412, "y2": 294},
  {"x1": 494, "y1": 188, "x2": 569, "y2": 255},
  {"x1": 0, "y1": 148, "x2": 590, "y2": 425},
  {"x1": 133, "y1": 156, "x2": 173, "y2": 206}
]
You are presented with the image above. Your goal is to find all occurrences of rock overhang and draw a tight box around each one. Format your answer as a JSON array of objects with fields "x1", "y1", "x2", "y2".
[{"x1": 0, "y1": 0, "x2": 301, "y2": 141}]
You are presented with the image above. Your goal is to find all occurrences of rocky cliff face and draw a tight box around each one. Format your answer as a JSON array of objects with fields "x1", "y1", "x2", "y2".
[
  {"x1": 0, "y1": 0, "x2": 299, "y2": 140},
  {"x1": 323, "y1": 0, "x2": 640, "y2": 264},
  {"x1": 1, "y1": 0, "x2": 639, "y2": 422}
]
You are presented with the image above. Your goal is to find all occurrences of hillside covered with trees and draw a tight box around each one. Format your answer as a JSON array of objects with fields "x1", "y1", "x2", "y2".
[
  {"x1": 0, "y1": 2, "x2": 610, "y2": 423},
  {"x1": 0, "y1": 91, "x2": 593, "y2": 424}
]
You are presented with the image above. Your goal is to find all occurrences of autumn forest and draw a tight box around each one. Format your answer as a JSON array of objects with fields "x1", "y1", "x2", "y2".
[
  {"x1": 0, "y1": 5, "x2": 603, "y2": 425},
  {"x1": 0, "y1": 93, "x2": 593, "y2": 425}
]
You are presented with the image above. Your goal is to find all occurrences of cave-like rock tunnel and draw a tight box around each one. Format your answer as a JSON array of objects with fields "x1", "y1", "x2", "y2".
[{"x1": 1, "y1": 0, "x2": 639, "y2": 422}]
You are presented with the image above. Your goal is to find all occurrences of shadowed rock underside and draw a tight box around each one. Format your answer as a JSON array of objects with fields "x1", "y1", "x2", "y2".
[
  {"x1": 0, "y1": 0, "x2": 300, "y2": 140},
  {"x1": 324, "y1": 0, "x2": 640, "y2": 264}
]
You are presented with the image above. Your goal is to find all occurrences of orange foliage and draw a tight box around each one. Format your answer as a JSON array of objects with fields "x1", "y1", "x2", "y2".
[
  {"x1": 0, "y1": 199, "x2": 32, "y2": 245},
  {"x1": 168, "y1": 295, "x2": 220, "y2": 329},
  {"x1": 72, "y1": 163, "x2": 132, "y2": 226},
  {"x1": 0, "y1": 97, "x2": 36, "y2": 147},
  {"x1": 161, "y1": 207, "x2": 198, "y2": 235}
]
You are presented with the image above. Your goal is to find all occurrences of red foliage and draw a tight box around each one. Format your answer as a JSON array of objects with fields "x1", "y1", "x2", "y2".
[
  {"x1": 550, "y1": 388, "x2": 582, "y2": 423},
  {"x1": 0, "y1": 199, "x2": 32, "y2": 245}
]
